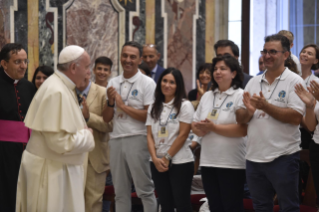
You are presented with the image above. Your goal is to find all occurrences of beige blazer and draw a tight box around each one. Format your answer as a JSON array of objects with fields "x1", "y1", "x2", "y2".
[{"x1": 86, "y1": 82, "x2": 112, "y2": 173}]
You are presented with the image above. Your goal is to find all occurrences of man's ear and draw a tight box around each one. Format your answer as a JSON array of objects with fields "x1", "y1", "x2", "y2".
[
  {"x1": 70, "y1": 63, "x2": 77, "y2": 74},
  {"x1": 0, "y1": 60, "x2": 7, "y2": 70}
]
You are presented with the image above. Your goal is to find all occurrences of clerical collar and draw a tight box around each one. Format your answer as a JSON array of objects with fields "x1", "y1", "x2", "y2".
[
  {"x1": 0, "y1": 69, "x2": 19, "y2": 84},
  {"x1": 76, "y1": 81, "x2": 91, "y2": 97}
]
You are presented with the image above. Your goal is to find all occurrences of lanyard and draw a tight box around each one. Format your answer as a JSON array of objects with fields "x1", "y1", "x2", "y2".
[
  {"x1": 119, "y1": 82, "x2": 134, "y2": 102},
  {"x1": 260, "y1": 70, "x2": 285, "y2": 100},
  {"x1": 212, "y1": 93, "x2": 228, "y2": 109},
  {"x1": 159, "y1": 107, "x2": 175, "y2": 127}
]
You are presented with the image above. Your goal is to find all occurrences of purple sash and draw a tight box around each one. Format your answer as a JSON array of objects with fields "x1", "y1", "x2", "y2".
[{"x1": 0, "y1": 120, "x2": 31, "y2": 143}]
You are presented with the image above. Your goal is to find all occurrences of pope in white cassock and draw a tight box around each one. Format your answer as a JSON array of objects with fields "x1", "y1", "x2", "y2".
[{"x1": 16, "y1": 45, "x2": 95, "y2": 212}]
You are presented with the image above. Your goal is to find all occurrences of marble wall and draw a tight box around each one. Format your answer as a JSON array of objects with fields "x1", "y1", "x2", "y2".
[{"x1": 0, "y1": 0, "x2": 230, "y2": 93}]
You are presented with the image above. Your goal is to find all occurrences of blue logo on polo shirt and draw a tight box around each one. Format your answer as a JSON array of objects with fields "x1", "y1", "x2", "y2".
[
  {"x1": 226, "y1": 102, "x2": 233, "y2": 108},
  {"x1": 132, "y1": 89, "x2": 138, "y2": 97},
  {"x1": 170, "y1": 113, "x2": 176, "y2": 119},
  {"x1": 189, "y1": 135, "x2": 194, "y2": 140},
  {"x1": 278, "y1": 90, "x2": 286, "y2": 98}
]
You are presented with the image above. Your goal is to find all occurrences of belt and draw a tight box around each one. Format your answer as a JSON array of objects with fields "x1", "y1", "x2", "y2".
[{"x1": 0, "y1": 120, "x2": 31, "y2": 143}]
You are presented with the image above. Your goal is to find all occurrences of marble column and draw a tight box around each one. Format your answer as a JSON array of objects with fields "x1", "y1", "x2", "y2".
[
  {"x1": 38, "y1": 0, "x2": 55, "y2": 68},
  {"x1": 145, "y1": 0, "x2": 155, "y2": 44},
  {"x1": 27, "y1": 0, "x2": 39, "y2": 80},
  {"x1": 205, "y1": 0, "x2": 215, "y2": 62}
]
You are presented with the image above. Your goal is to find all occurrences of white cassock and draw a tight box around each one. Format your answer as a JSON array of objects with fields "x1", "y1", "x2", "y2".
[{"x1": 16, "y1": 70, "x2": 95, "y2": 212}]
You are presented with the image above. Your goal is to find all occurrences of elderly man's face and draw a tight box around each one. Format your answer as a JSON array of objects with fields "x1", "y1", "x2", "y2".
[
  {"x1": 75, "y1": 51, "x2": 91, "y2": 87},
  {"x1": 142, "y1": 46, "x2": 160, "y2": 70},
  {"x1": 1, "y1": 49, "x2": 28, "y2": 80},
  {"x1": 120, "y1": 46, "x2": 142, "y2": 75}
]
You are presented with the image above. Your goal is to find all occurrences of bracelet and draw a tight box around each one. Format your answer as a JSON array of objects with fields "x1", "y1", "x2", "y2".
[
  {"x1": 107, "y1": 100, "x2": 115, "y2": 107},
  {"x1": 164, "y1": 153, "x2": 172, "y2": 161}
]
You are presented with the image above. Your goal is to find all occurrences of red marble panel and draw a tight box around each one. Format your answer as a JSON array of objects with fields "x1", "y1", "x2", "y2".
[
  {"x1": 166, "y1": 0, "x2": 196, "y2": 93},
  {"x1": 66, "y1": 0, "x2": 119, "y2": 76},
  {"x1": 0, "y1": 3, "x2": 11, "y2": 48}
]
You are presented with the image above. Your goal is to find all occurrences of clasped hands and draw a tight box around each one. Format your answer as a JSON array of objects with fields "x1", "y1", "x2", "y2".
[
  {"x1": 153, "y1": 156, "x2": 170, "y2": 172},
  {"x1": 107, "y1": 86, "x2": 125, "y2": 109},
  {"x1": 80, "y1": 96, "x2": 93, "y2": 134},
  {"x1": 243, "y1": 91, "x2": 268, "y2": 115},
  {"x1": 193, "y1": 119, "x2": 216, "y2": 137}
]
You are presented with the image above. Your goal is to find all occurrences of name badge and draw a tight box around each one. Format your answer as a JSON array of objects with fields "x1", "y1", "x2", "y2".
[
  {"x1": 158, "y1": 127, "x2": 168, "y2": 138},
  {"x1": 207, "y1": 109, "x2": 219, "y2": 120}
]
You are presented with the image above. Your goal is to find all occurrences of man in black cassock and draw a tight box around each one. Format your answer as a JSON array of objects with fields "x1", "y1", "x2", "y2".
[{"x1": 0, "y1": 43, "x2": 36, "y2": 212}]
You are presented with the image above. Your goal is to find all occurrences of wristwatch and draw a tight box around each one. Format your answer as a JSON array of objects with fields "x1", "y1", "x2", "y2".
[
  {"x1": 107, "y1": 100, "x2": 115, "y2": 107},
  {"x1": 164, "y1": 153, "x2": 172, "y2": 161}
]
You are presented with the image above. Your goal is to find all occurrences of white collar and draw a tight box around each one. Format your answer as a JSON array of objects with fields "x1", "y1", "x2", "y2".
[{"x1": 119, "y1": 69, "x2": 141, "y2": 83}]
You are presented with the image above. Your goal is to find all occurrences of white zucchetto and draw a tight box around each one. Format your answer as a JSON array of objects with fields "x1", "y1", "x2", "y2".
[{"x1": 58, "y1": 45, "x2": 85, "y2": 64}]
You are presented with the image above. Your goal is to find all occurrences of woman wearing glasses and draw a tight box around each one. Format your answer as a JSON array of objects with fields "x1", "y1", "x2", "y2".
[
  {"x1": 146, "y1": 68, "x2": 194, "y2": 212},
  {"x1": 294, "y1": 44, "x2": 319, "y2": 206},
  {"x1": 192, "y1": 55, "x2": 247, "y2": 212}
]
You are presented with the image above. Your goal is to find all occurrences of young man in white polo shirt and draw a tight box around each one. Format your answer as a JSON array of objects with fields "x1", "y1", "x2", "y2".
[
  {"x1": 103, "y1": 41, "x2": 157, "y2": 212},
  {"x1": 236, "y1": 34, "x2": 306, "y2": 211}
]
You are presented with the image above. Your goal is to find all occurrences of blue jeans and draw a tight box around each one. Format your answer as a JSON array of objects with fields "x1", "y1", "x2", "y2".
[{"x1": 246, "y1": 152, "x2": 300, "y2": 212}]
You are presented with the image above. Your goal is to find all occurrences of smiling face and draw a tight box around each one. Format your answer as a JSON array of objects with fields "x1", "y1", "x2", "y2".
[
  {"x1": 35, "y1": 71, "x2": 49, "y2": 89},
  {"x1": 161, "y1": 73, "x2": 177, "y2": 100},
  {"x1": 121, "y1": 46, "x2": 142, "y2": 78},
  {"x1": 299, "y1": 47, "x2": 318, "y2": 68},
  {"x1": 1, "y1": 49, "x2": 28, "y2": 80},
  {"x1": 213, "y1": 60, "x2": 236, "y2": 89},
  {"x1": 93, "y1": 63, "x2": 111, "y2": 83},
  {"x1": 262, "y1": 41, "x2": 289, "y2": 72},
  {"x1": 142, "y1": 46, "x2": 160, "y2": 70},
  {"x1": 198, "y1": 69, "x2": 212, "y2": 85}
]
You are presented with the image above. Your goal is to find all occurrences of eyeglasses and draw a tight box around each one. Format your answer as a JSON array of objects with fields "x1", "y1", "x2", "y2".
[
  {"x1": 12, "y1": 59, "x2": 30, "y2": 65},
  {"x1": 260, "y1": 49, "x2": 286, "y2": 56}
]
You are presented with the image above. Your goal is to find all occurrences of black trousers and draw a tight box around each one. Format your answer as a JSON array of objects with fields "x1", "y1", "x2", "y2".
[
  {"x1": 150, "y1": 162, "x2": 194, "y2": 212},
  {"x1": 201, "y1": 166, "x2": 245, "y2": 212},
  {"x1": 309, "y1": 140, "x2": 319, "y2": 204}
]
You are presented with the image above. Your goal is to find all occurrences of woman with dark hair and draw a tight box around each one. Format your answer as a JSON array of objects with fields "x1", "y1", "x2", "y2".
[
  {"x1": 192, "y1": 55, "x2": 247, "y2": 212},
  {"x1": 294, "y1": 44, "x2": 319, "y2": 205},
  {"x1": 188, "y1": 63, "x2": 212, "y2": 101},
  {"x1": 298, "y1": 44, "x2": 319, "y2": 149},
  {"x1": 146, "y1": 68, "x2": 194, "y2": 212},
  {"x1": 32, "y1": 65, "x2": 54, "y2": 90}
]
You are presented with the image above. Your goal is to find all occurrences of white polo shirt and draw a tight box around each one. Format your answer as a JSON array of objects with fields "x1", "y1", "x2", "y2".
[
  {"x1": 239, "y1": 68, "x2": 306, "y2": 162},
  {"x1": 146, "y1": 99, "x2": 194, "y2": 164},
  {"x1": 193, "y1": 87, "x2": 247, "y2": 169},
  {"x1": 107, "y1": 70, "x2": 156, "y2": 139},
  {"x1": 312, "y1": 102, "x2": 319, "y2": 145},
  {"x1": 304, "y1": 73, "x2": 319, "y2": 87}
]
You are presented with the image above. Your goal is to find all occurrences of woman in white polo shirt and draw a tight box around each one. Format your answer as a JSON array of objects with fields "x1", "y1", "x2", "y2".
[
  {"x1": 146, "y1": 68, "x2": 194, "y2": 212},
  {"x1": 192, "y1": 55, "x2": 247, "y2": 212},
  {"x1": 299, "y1": 44, "x2": 319, "y2": 149},
  {"x1": 295, "y1": 44, "x2": 319, "y2": 207}
]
